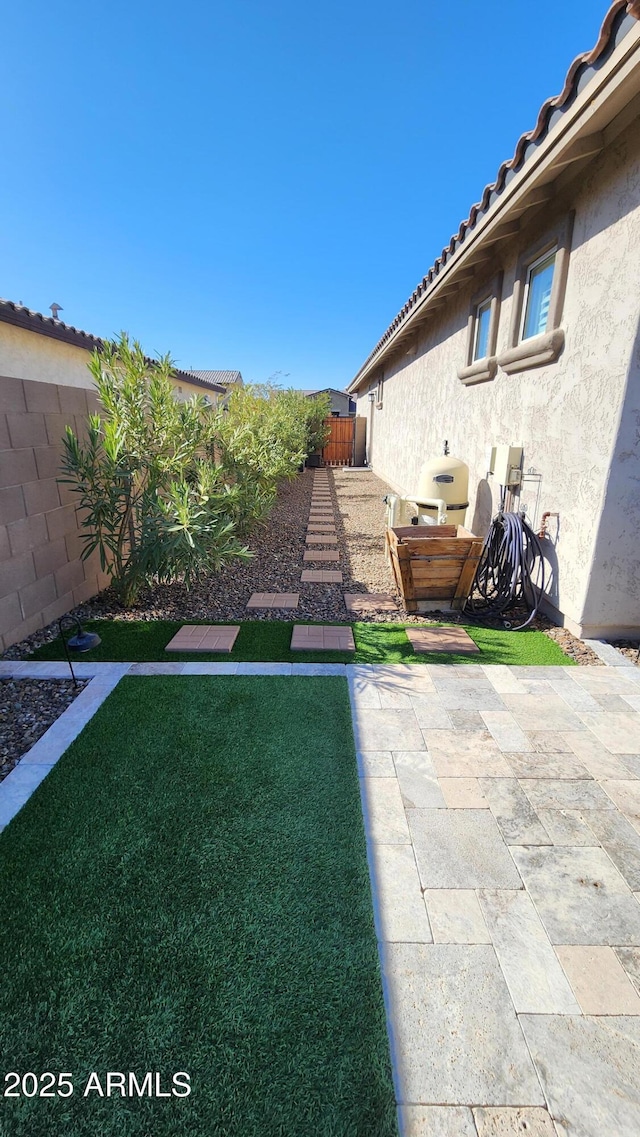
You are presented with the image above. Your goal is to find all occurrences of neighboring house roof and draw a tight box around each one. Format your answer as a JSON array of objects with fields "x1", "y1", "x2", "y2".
[
  {"x1": 301, "y1": 387, "x2": 350, "y2": 398},
  {"x1": 0, "y1": 298, "x2": 198, "y2": 386},
  {"x1": 186, "y1": 369, "x2": 243, "y2": 387},
  {"x1": 349, "y1": 0, "x2": 640, "y2": 391},
  {"x1": 0, "y1": 298, "x2": 103, "y2": 352}
]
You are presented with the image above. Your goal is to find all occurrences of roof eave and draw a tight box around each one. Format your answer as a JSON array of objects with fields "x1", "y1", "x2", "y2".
[{"x1": 348, "y1": 10, "x2": 640, "y2": 395}]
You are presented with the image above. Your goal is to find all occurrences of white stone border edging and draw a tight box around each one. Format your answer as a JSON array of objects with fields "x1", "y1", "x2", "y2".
[{"x1": 0, "y1": 664, "x2": 129, "y2": 832}]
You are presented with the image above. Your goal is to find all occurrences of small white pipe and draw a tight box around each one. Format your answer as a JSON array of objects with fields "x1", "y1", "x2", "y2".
[{"x1": 407, "y1": 497, "x2": 448, "y2": 525}]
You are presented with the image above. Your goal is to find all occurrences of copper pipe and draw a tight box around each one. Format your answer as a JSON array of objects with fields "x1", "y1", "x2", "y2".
[{"x1": 538, "y1": 511, "x2": 559, "y2": 539}]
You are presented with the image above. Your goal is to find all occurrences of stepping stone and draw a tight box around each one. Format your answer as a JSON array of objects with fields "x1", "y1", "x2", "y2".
[
  {"x1": 165, "y1": 624, "x2": 240, "y2": 653},
  {"x1": 246, "y1": 592, "x2": 299, "y2": 610},
  {"x1": 305, "y1": 534, "x2": 337, "y2": 544},
  {"x1": 344, "y1": 593, "x2": 398, "y2": 614},
  {"x1": 291, "y1": 624, "x2": 355, "y2": 651},
  {"x1": 307, "y1": 523, "x2": 336, "y2": 531},
  {"x1": 303, "y1": 549, "x2": 340, "y2": 561},
  {"x1": 406, "y1": 627, "x2": 480, "y2": 654},
  {"x1": 301, "y1": 569, "x2": 343, "y2": 582}
]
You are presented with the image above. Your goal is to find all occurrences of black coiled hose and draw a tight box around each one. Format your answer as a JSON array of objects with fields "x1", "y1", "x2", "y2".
[{"x1": 463, "y1": 510, "x2": 546, "y2": 631}]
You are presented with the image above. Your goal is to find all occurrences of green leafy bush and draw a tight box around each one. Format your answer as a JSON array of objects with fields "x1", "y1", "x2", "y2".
[
  {"x1": 60, "y1": 340, "x2": 331, "y2": 605},
  {"x1": 60, "y1": 335, "x2": 250, "y2": 606}
]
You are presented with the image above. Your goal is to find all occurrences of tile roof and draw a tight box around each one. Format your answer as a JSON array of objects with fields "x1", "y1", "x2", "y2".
[
  {"x1": 352, "y1": 1, "x2": 639, "y2": 385},
  {"x1": 0, "y1": 298, "x2": 197, "y2": 385},
  {"x1": 186, "y1": 369, "x2": 243, "y2": 386},
  {"x1": 0, "y1": 298, "x2": 103, "y2": 352}
]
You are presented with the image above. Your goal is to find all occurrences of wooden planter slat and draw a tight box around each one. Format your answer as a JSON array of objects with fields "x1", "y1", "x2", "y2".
[{"x1": 387, "y1": 525, "x2": 482, "y2": 613}]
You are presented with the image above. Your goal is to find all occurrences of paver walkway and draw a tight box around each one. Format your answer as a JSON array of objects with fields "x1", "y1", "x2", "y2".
[{"x1": 350, "y1": 662, "x2": 640, "y2": 1137}]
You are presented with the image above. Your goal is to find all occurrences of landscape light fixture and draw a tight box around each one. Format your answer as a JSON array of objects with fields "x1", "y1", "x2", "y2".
[{"x1": 58, "y1": 615, "x2": 101, "y2": 687}]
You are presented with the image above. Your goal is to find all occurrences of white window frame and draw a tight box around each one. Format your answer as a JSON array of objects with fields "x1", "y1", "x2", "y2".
[
  {"x1": 519, "y1": 247, "x2": 557, "y2": 343},
  {"x1": 472, "y1": 296, "x2": 493, "y2": 361}
]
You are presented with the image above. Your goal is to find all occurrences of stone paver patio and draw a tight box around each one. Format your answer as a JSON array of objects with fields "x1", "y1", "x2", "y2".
[{"x1": 351, "y1": 662, "x2": 640, "y2": 1136}]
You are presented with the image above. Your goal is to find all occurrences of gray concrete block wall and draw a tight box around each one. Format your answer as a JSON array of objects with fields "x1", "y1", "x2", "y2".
[{"x1": 0, "y1": 375, "x2": 110, "y2": 652}]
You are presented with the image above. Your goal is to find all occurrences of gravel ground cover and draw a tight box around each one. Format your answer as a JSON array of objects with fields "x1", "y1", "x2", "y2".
[
  {"x1": 0, "y1": 679, "x2": 87, "y2": 781},
  {"x1": 608, "y1": 640, "x2": 640, "y2": 666},
  {"x1": 4, "y1": 466, "x2": 599, "y2": 665}
]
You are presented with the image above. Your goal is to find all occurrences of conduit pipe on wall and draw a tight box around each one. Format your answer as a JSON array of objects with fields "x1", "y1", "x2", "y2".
[{"x1": 538, "y1": 511, "x2": 560, "y2": 539}]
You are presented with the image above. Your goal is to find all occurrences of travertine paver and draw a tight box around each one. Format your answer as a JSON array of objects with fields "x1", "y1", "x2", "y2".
[
  {"x1": 520, "y1": 1015, "x2": 640, "y2": 1136},
  {"x1": 386, "y1": 943, "x2": 544, "y2": 1105},
  {"x1": 477, "y1": 890, "x2": 580, "y2": 1013},
  {"x1": 300, "y1": 569, "x2": 343, "y2": 582},
  {"x1": 473, "y1": 1107, "x2": 558, "y2": 1136},
  {"x1": 344, "y1": 593, "x2": 398, "y2": 614},
  {"x1": 245, "y1": 592, "x2": 299, "y2": 609},
  {"x1": 424, "y1": 889, "x2": 491, "y2": 944},
  {"x1": 408, "y1": 810, "x2": 523, "y2": 889},
  {"x1": 349, "y1": 663, "x2": 640, "y2": 1135},
  {"x1": 406, "y1": 627, "x2": 480, "y2": 654},
  {"x1": 399, "y1": 1106, "x2": 477, "y2": 1136},
  {"x1": 554, "y1": 945, "x2": 640, "y2": 1014},
  {"x1": 510, "y1": 845, "x2": 640, "y2": 944},
  {"x1": 303, "y1": 549, "x2": 340, "y2": 561},
  {"x1": 290, "y1": 624, "x2": 354, "y2": 651},
  {"x1": 164, "y1": 624, "x2": 240, "y2": 652}
]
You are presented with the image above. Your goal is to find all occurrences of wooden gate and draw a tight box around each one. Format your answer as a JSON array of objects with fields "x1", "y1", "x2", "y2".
[{"x1": 321, "y1": 417, "x2": 355, "y2": 466}]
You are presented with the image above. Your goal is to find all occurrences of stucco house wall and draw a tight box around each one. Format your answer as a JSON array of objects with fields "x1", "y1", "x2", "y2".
[{"x1": 356, "y1": 117, "x2": 640, "y2": 638}]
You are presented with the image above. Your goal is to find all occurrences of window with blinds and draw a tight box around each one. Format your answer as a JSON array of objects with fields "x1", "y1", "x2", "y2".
[{"x1": 521, "y1": 249, "x2": 556, "y2": 341}]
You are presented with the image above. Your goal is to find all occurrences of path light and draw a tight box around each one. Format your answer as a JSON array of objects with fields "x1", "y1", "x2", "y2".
[{"x1": 58, "y1": 615, "x2": 101, "y2": 688}]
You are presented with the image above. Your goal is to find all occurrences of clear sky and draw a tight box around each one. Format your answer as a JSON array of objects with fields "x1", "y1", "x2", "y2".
[{"x1": 1, "y1": 1, "x2": 611, "y2": 389}]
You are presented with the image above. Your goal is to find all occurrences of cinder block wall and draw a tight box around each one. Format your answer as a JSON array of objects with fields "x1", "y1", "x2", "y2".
[{"x1": 0, "y1": 375, "x2": 110, "y2": 652}]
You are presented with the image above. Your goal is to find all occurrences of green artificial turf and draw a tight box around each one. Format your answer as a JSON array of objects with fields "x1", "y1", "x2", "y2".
[
  {"x1": 0, "y1": 677, "x2": 397, "y2": 1137},
  {"x1": 30, "y1": 617, "x2": 574, "y2": 666}
]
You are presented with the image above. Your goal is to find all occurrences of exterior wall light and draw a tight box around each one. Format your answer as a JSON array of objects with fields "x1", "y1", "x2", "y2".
[{"x1": 58, "y1": 615, "x2": 102, "y2": 687}]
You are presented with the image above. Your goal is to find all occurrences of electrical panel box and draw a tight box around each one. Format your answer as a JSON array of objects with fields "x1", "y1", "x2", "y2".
[{"x1": 490, "y1": 445, "x2": 523, "y2": 487}]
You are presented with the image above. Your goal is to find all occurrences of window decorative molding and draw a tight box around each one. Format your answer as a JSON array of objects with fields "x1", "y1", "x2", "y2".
[
  {"x1": 376, "y1": 376, "x2": 383, "y2": 409},
  {"x1": 457, "y1": 271, "x2": 503, "y2": 386},
  {"x1": 498, "y1": 211, "x2": 574, "y2": 374}
]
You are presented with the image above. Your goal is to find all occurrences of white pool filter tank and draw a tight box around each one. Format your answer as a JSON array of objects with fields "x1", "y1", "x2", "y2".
[{"x1": 412, "y1": 443, "x2": 469, "y2": 526}]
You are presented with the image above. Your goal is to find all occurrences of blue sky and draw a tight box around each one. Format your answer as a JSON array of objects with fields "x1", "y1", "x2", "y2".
[{"x1": 1, "y1": 1, "x2": 610, "y2": 389}]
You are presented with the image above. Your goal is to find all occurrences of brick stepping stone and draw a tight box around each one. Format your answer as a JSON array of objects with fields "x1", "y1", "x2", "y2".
[
  {"x1": 301, "y1": 569, "x2": 343, "y2": 582},
  {"x1": 405, "y1": 627, "x2": 480, "y2": 654},
  {"x1": 246, "y1": 592, "x2": 299, "y2": 609},
  {"x1": 165, "y1": 625, "x2": 240, "y2": 653},
  {"x1": 307, "y1": 526, "x2": 336, "y2": 534},
  {"x1": 303, "y1": 549, "x2": 340, "y2": 561},
  {"x1": 291, "y1": 625, "x2": 355, "y2": 651},
  {"x1": 344, "y1": 593, "x2": 398, "y2": 614},
  {"x1": 305, "y1": 534, "x2": 337, "y2": 544}
]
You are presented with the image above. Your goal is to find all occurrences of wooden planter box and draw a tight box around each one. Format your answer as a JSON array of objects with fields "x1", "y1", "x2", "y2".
[{"x1": 386, "y1": 525, "x2": 483, "y2": 613}]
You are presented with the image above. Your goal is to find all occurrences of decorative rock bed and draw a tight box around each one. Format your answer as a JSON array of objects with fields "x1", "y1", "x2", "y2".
[
  {"x1": 3, "y1": 467, "x2": 602, "y2": 666},
  {"x1": 0, "y1": 678, "x2": 88, "y2": 780}
]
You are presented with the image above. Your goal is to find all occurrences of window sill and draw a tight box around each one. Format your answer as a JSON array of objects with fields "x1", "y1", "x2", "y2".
[
  {"x1": 457, "y1": 356, "x2": 498, "y2": 386},
  {"x1": 498, "y1": 328, "x2": 564, "y2": 374}
]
